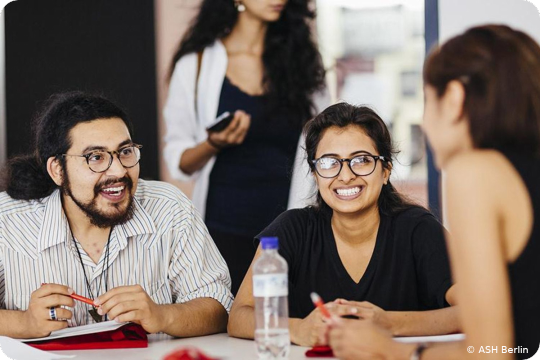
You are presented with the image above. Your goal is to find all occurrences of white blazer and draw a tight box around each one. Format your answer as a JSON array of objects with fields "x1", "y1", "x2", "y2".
[{"x1": 163, "y1": 40, "x2": 327, "y2": 218}]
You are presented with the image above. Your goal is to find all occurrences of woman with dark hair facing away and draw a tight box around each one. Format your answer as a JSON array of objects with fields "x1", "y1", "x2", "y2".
[
  {"x1": 228, "y1": 102, "x2": 459, "y2": 346},
  {"x1": 163, "y1": 0, "x2": 327, "y2": 295},
  {"x1": 328, "y1": 25, "x2": 540, "y2": 360}
]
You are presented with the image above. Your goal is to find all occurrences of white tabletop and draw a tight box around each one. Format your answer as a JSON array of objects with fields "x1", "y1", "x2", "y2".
[
  {"x1": 41, "y1": 333, "x2": 464, "y2": 359},
  {"x1": 52, "y1": 333, "x2": 329, "y2": 360}
]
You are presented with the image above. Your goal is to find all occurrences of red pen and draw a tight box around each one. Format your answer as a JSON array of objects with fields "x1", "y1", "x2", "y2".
[
  {"x1": 310, "y1": 292, "x2": 332, "y2": 319},
  {"x1": 70, "y1": 293, "x2": 96, "y2": 306}
]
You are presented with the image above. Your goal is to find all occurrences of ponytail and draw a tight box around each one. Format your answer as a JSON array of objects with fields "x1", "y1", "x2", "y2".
[{"x1": 5, "y1": 154, "x2": 57, "y2": 200}]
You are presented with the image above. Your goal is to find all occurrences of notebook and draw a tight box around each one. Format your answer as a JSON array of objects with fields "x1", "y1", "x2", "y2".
[{"x1": 20, "y1": 321, "x2": 148, "y2": 350}]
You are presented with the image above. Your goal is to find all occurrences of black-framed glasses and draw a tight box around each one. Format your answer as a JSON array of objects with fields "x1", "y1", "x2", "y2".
[
  {"x1": 57, "y1": 144, "x2": 143, "y2": 173},
  {"x1": 311, "y1": 154, "x2": 388, "y2": 178}
]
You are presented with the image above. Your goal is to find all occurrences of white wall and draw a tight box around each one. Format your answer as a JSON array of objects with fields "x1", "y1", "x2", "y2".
[
  {"x1": 438, "y1": 0, "x2": 540, "y2": 226},
  {"x1": 154, "y1": 0, "x2": 201, "y2": 195},
  {"x1": 439, "y1": 0, "x2": 540, "y2": 44}
]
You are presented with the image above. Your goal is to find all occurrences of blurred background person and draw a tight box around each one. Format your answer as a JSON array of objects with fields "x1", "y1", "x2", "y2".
[
  {"x1": 163, "y1": 0, "x2": 327, "y2": 294},
  {"x1": 328, "y1": 24, "x2": 540, "y2": 360}
]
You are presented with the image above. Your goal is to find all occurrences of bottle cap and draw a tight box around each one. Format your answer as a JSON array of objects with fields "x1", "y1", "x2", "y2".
[{"x1": 260, "y1": 237, "x2": 279, "y2": 250}]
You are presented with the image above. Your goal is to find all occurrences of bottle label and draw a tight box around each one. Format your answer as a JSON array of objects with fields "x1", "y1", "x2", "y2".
[{"x1": 253, "y1": 274, "x2": 288, "y2": 297}]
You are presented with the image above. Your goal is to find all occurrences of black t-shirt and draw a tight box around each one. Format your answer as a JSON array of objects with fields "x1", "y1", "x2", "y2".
[{"x1": 256, "y1": 206, "x2": 452, "y2": 319}]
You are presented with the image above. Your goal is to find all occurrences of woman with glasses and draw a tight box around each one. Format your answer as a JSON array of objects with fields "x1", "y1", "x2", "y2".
[
  {"x1": 228, "y1": 102, "x2": 458, "y2": 346},
  {"x1": 328, "y1": 24, "x2": 540, "y2": 360},
  {"x1": 163, "y1": 0, "x2": 327, "y2": 295}
]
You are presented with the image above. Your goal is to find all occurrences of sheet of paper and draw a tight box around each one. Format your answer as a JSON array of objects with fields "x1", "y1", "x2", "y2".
[
  {"x1": 19, "y1": 320, "x2": 127, "y2": 343},
  {"x1": 0, "y1": 336, "x2": 75, "y2": 360},
  {"x1": 395, "y1": 333, "x2": 465, "y2": 343}
]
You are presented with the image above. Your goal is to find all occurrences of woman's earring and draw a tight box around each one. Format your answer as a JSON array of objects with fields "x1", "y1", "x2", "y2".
[{"x1": 235, "y1": 0, "x2": 246, "y2": 12}]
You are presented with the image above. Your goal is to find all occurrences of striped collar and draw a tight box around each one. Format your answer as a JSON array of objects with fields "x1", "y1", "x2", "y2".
[{"x1": 37, "y1": 189, "x2": 157, "y2": 254}]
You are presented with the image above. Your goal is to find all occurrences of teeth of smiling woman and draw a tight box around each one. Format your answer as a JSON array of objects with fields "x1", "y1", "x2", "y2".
[
  {"x1": 336, "y1": 187, "x2": 360, "y2": 196},
  {"x1": 102, "y1": 186, "x2": 125, "y2": 195}
]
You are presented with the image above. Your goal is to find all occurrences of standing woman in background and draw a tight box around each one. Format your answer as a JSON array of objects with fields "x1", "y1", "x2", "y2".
[{"x1": 163, "y1": 0, "x2": 326, "y2": 294}]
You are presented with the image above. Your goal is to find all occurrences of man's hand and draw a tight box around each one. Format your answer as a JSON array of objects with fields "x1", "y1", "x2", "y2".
[
  {"x1": 95, "y1": 285, "x2": 165, "y2": 333},
  {"x1": 22, "y1": 284, "x2": 74, "y2": 338}
]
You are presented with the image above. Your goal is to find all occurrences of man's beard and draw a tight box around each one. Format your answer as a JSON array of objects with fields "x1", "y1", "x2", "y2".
[{"x1": 61, "y1": 174, "x2": 135, "y2": 228}]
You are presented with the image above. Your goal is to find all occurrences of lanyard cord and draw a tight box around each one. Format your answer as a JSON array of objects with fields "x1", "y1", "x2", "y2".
[{"x1": 70, "y1": 226, "x2": 113, "y2": 316}]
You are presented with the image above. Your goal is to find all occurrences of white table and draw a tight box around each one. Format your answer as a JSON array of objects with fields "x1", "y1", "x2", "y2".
[
  {"x1": 39, "y1": 333, "x2": 465, "y2": 359},
  {"x1": 53, "y1": 333, "x2": 329, "y2": 360}
]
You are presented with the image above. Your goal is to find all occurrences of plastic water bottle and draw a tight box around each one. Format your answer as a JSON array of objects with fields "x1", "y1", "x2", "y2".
[{"x1": 253, "y1": 237, "x2": 290, "y2": 359}]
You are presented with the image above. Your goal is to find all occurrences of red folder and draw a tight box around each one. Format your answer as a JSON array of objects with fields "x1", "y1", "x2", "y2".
[{"x1": 26, "y1": 323, "x2": 148, "y2": 350}]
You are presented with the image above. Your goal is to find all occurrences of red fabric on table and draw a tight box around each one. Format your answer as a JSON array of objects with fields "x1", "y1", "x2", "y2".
[
  {"x1": 27, "y1": 323, "x2": 148, "y2": 350},
  {"x1": 163, "y1": 347, "x2": 218, "y2": 360},
  {"x1": 305, "y1": 345, "x2": 335, "y2": 357}
]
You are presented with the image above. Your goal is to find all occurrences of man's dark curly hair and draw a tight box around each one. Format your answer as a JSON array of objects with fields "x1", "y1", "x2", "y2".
[
  {"x1": 169, "y1": 0, "x2": 326, "y2": 123},
  {"x1": 2, "y1": 92, "x2": 133, "y2": 200}
]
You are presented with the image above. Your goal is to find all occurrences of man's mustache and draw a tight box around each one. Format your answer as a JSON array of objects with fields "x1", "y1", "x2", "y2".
[{"x1": 94, "y1": 176, "x2": 133, "y2": 194}]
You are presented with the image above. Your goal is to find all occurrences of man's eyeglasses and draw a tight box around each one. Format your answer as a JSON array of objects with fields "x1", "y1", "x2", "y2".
[
  {"x1": 311, "y1": 154, "x2": 388, "y2": 178},
  {"x1": 57, "y1": 144, "x2": 143, "y2": 173}
]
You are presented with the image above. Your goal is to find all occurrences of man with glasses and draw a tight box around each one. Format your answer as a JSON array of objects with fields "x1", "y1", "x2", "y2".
[{"x1": 0, "y1": 92, "x2": 232, "y2": 339}]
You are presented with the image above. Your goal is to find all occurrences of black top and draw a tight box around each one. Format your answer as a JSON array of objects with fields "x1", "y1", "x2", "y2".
[
  {"x1": 256, "y1": 206, "x2": 452, "y2": 319},
  {"x1": 504, "y1": 151, "x2": 540, "y2": 359},
  {"x1": 205, "y1": 77, "x2": 302, "y2": 237}
]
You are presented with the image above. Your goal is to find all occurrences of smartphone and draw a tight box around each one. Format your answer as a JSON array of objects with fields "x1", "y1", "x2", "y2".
[{"x1": 206, "y1": 111, "x2": 235, "y2": 132}]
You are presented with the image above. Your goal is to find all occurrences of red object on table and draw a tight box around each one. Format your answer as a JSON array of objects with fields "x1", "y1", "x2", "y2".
[
  {"x1": 27, "y1": 323, "x2": 148, "y2": 350},
  {"x1": 163, "y1": 347, "x2": 218, "y2": 360},
  {"x1": 305, "y1": 345, "x2": 335, "y2": 357}
]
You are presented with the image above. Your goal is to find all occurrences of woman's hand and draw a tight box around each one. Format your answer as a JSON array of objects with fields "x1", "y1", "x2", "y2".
[
  {"x1": 291, "y1": 301, "x2": 361, "y2": 347},
  {"x1": 335, "y1": 299, "x2": 393, "y2": 332},
  {"x1": 207, "y1": 110, "x2": 251, "y2": 149},
  {"x1": 329, "y1": 319, "x2": 413, "y2": 360}
]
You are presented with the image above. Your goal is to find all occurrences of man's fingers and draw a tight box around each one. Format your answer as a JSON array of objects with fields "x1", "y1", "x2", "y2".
[
  {"x1": 34, "y1": 284, "x2": 73, "y2": 298},
  {"x1": 52, "y1": 307, "x2": 73, "y2": 321},
  {"x1": 113, "y1": 310, "x2": 143, "y2": 324},
  {"x1": 95, "y1": 285, "x2": 143, "y2": 305},
  {"x1": 103, "y1": 300, "x2": 143, "y2": 320},
  {"x1": 40, "y1": 294, "x2": 75, "y2": 308}
]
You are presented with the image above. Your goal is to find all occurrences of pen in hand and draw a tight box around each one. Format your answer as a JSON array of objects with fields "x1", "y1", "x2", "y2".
[
  {"x1": 41, "y1": 283, "x2": 97, "y2": 306},
  {"x1": 70, "y1": 293, "x2": 97, "y2": 306},
  {"x1": 310, "y1": 292, "x2": 332, "y2": 320}
]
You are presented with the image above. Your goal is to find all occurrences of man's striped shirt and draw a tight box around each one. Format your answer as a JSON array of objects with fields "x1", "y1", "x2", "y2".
[{"x1": 0, "y1": 179, "x2": 233, "y2": 326}]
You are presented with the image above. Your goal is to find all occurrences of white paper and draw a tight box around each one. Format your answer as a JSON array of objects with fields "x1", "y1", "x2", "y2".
[
  {"x1": 394, "y1": 333, "x2": 465, "y2": 343},
  {"x1": 0, "y1": 336, "x2": 75, "y2": 360},
  {"x1": 19, "y1": 320, "x2": 127, "y2": 343}
]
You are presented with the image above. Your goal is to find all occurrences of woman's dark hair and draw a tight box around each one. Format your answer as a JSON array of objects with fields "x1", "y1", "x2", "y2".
[
  {"x1": 170, "y1": 0, "x2": 326, "y2": 122},
  {"x1": 424, "y1": 24, "x2": 540, "y2": 155},
  {"x1": 3, "y1": 92, "x2": 133, "y2": 200},
  {"x1": 304, "y1": 102, "x2": 416, "y2": 216}
]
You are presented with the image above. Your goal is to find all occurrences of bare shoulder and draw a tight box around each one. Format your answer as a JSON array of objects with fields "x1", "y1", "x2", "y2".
[
  {"x1": 443, "y1": 149, "x2": 527, "y2": 215},
  {"x1": 444, "y1": 150, "x2": 532, "y2": 259},
  {"x1": 445, "y1": 150, "x2": 513, "y2": 178},
  {"x1": 445, "y1": 150, "x2": 519, "y2": 193}
]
